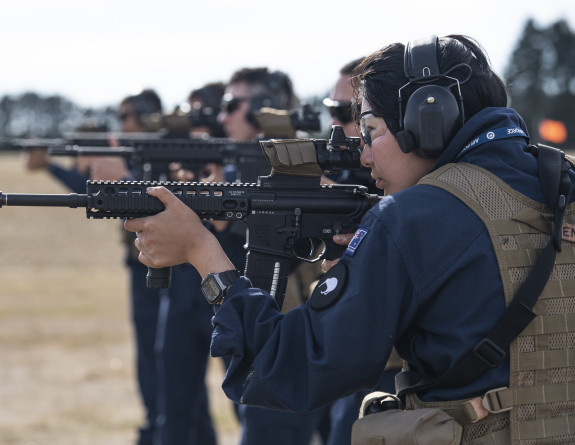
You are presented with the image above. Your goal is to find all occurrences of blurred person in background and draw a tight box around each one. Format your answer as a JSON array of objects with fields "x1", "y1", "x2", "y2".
[
  {"x1": 316, "y1": 58, "x2": 402, "y2": 445},
  {"x1": 88, "y1": 88, "x2": 232, "y2": 445},
  {"x1": 187, "y1": 81, "x2": 227, "y2": 138},
  {"x1": 21, "y1": 121, "x2": 108, "y2": 193},
  {"x1": 215, "y1": 66, "x2": 329, "y2": 445}
]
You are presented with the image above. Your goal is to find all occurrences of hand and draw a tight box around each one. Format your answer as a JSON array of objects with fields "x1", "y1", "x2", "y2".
[
  {"x1": 321, "y1": 233, "x2": 354, "y2": 273},
  {"x1": 77, "y1": 136, "x2": 130, "y2": 181},
  {"x1": 123, "y1": 186, "x2": 234, "y2": 278},
  {"x1": 23, "y1": 148, "x2": 49, "y2": 170},
  {"x1": 79, "y1": 156, "x2": 130, "y2": 181},
  {"x1": 201, "y1": 163, "x2": 225, "y2": 183},
  {"x1": 320, "y1": 175, "x2": 337, "y2": 185},
  {"x1": 169, "y1": 162, "x2": 195, "y2": 181}
]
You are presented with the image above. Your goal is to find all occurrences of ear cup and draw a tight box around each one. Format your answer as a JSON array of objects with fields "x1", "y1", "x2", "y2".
[
  {"x1": 396, "y1": 129, "x2": 417, "y2": 154},
  {"x1": 401, "y1": 84, "x2": 461, "y2": 158},
  {"x1": 246, "y1": 95, "x2": 279, "y2": 128}
]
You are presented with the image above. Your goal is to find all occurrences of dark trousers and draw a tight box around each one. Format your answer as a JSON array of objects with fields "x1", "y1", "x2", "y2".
[{"x1": 131, "y1": 262, "x2": 217, "y2": 445}]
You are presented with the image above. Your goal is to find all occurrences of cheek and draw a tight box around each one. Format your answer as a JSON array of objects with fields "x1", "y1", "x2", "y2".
[{"x1": 371, "y1": 134, "x2": 400, "y2": 171}]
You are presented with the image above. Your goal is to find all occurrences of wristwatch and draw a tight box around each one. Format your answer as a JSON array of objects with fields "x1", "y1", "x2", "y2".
[{"x1": 201, "y1": 270, "x2": 240, "y2": 305}]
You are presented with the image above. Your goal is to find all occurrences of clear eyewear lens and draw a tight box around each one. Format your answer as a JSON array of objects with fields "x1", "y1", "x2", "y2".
[{"x1": 359, "y1": 113, "x2": 374, "y2": 146}]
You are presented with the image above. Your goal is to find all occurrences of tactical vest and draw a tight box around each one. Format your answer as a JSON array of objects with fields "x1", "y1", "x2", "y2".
[{"x1": 400, "y1": 162, "x2": 575, "y2": 444}]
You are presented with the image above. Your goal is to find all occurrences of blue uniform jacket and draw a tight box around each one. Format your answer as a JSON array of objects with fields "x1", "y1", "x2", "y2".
[{"x1": 210, "y1": 107, "x2": 575, "y2": 413}]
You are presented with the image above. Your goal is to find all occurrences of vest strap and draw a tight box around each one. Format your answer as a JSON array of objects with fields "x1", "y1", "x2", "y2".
[{"x1": 397, "y1": 143, "x2": 572, "y2": 399}]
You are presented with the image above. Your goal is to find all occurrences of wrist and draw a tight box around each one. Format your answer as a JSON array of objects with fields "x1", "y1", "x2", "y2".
[{"x1": 187, "y1": 232, "x2": 235, "y2": 278}]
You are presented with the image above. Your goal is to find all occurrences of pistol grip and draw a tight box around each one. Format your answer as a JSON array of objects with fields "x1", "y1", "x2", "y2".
[{"x1": 324, "y1": 241, "x2": 347, "y2": 261}]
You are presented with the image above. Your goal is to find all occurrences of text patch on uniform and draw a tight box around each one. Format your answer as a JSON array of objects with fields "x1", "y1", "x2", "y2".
[
  {"x1": 310, "y1": 262, "x2": 348, "y2": 310},
  {"x1": 345, "y1": 226, "x2": 369, "y2": 256}
]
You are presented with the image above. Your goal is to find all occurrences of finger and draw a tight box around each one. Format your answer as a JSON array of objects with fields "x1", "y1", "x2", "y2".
[
  {"x1": 333, "y1": 233, "x2": 354, "y2": 246},
  {"x1": 124, "y1": 217, "x2": 144, "y2": 233},
  {"x1": 134, "y1": 235, "x2": 154, "y2": 266},
  {"x1": 146, "y1": 186, "x2": 178, "y2": 206},
  {"x1": 108, "y1": 135, "x2": 120, "y2": 148},
  {"x1": 321, "y1": 258, "x2": 339, "y2": 273},
  {"x1": 176, "y1": 169, "x2": 195, "y2": 181},
  {"x1": 137, "y1": 250, "x2": 153, "y2": 267}
]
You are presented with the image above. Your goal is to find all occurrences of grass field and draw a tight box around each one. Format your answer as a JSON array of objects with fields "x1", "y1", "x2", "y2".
[{"x1": 0, "y1": 152, "x2": 240, "y2": 444}]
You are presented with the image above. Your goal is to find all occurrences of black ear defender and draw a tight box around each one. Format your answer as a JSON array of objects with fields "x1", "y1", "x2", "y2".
[
  {"x1": 246, "y1": 70, "x2": 292, "y2": 128},
  {"x1": 395, "y1": 36, "x2": 465, "y2": 158}
]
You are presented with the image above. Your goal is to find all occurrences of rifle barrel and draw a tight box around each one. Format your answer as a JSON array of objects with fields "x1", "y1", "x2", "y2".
[
  {"x1": 0, "y1": 192, "x2": 88, "y2": 208},
  {"x1": 48, "y1": 145, "x2": 135, "y2": 156}
]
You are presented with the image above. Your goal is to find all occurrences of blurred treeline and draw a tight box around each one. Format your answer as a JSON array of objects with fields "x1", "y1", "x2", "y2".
[
  {"x1": 0, "y1": 93, "x2": 119, "y2": 137},
  {"x1": 505, "y1": 19, "x2": 575, "y2": 149},
  {"x1": 0, "y1": 19, "x2": 574, "y2": 148}
]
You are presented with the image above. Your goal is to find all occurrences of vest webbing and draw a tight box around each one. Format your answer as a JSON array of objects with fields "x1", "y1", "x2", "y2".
[{"x1": 408, "y1": 162, "x2": 575, "y2": 444}]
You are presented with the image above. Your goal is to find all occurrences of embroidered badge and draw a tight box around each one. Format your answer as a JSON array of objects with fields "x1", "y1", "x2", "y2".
[
  {"x1": 562, "y1": 223, "x2": 575, "y2": 242},
  {"x1": 344, "y1": 226, "x2": 369, "y2": 256},
  {"x1": 310, "y1": 262, "x2": 348, "y2": 310}
]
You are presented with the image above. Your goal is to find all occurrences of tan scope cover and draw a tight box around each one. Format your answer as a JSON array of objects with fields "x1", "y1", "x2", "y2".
[
  {"x1": 254, "y1": 107, "x2": 296, "y2": 138},
  {"x1": 140, "y1": 112, "x2": 192, "y2": 133},
  {"x1": 260, "y1": 139, "x2": 323, "y2": 177}
]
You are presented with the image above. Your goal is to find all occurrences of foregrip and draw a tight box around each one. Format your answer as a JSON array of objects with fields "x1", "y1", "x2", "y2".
[{"x1": 146, "y1": 266, "x2": 172, "y2": 289}]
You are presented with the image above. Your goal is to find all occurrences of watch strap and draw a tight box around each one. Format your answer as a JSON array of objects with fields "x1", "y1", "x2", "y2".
[{"x1": 218, "y1": 269, "x2": 241, "y2": 287}]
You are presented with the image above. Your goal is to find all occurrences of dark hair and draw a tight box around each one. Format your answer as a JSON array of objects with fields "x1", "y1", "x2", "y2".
[
  {"x1": 188, "y1": 82, "x2": 226, "y2": 110},
  {"x1": 340, "y1": 57, "x2": 365, "y2": 76},
  {"x1": 188, "y1": 82, "x2": 226, "y2": 137},
  {"x1": 121, "y1": 88, "x2": 163, "y2": 118},
  {"x1": 229, "y1": 67, "x2": 299, "y2": 110},
  {"x1": 351, "y1": 35, "x2": 508, "y2": 135}
]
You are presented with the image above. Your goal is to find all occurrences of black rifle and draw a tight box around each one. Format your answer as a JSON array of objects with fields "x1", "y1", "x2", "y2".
[
  {"x1": 48, "y1": 137, "x2": 271, "y2": 183},
  {"x1": 0, "y1": 127, "x2": 378, "y2": 308},
  {"x1": 0, "y1": 105, "x2": 321, "y2": 151},
  {"x1": 0, "y1": 106, "x2": 322, "y2": 182},
  {"x1": 142, "y1": 103, "x2": 321, "y2": 137},
  {"x1": 0, "y1": 133, "x2": 270, "y2": 183}
]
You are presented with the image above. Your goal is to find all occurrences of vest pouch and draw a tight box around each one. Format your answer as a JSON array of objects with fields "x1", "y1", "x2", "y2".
[{"x1": 351, "y1": 407, "x2": 463, "y2": 445}]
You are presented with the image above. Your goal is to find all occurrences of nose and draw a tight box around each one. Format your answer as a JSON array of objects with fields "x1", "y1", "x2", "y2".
[{"x1": 360, "y1": 143, "x2": 372, "y2": 167}]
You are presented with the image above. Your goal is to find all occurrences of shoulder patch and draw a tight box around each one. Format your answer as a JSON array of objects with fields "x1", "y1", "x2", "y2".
[
  {"x1": 344, "y1": 225, "x2": 369, "y2": 257},
  {"x1": 310, "y1": 262, "x2": 348, "y2": 311}
]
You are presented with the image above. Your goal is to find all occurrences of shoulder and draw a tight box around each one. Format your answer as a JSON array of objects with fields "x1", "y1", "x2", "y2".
[{"x1": 363, "y1": 183, "x2": 490, "y2": 293}]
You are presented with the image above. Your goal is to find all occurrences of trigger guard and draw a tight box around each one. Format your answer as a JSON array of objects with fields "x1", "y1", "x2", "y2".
[{"x1": 295, "y1": 239, "x2": 326, "y2": 263}]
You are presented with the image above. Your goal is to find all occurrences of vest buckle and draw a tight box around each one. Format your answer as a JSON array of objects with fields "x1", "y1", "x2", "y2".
[{"x1": 473, "y1": 338, "x2": 505, "y2": 368}]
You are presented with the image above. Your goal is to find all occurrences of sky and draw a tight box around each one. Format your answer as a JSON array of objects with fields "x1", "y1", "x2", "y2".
[{"x1": 1, "y1": 0, "x2": 573, "y2": 111}]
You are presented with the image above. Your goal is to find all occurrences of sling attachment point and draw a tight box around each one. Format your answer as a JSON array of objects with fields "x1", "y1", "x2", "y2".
[{"x1": 464, "y1": 387, "x2": 512, "y2": 423}]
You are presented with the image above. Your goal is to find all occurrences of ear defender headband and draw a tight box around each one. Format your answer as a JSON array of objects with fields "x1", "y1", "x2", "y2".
[{"x1": 395, "y1": 35, "x2": 466, "y2": 158}]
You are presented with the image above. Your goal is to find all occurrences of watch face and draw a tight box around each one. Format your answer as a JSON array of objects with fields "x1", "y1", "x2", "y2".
[
  {"x1": 201, "y1": 270, "x2": 239, "y2": 304},
  {"x1": 201, "y1": 276, "x2": 222, "y2": 303}
]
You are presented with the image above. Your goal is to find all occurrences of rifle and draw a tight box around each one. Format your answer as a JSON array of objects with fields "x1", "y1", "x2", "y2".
[
  {"x1": 47, "y1": 137, "x2": 271, "y2": 183},
  {"x1": 1, "y1": 105, "x2": 322, "y2": 182},
  {"x1": 0, "y1": 105, "x2": 321, "y2": 152},
  {"x1": 0, "y1": 126, "x2": 379, "y2": 308},
  {"x1": 141, "y1": 103, "x2": 321, "y2": 138}
]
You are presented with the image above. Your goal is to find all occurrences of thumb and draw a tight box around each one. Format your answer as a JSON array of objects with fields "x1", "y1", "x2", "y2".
[{"x1": 147, "y1": 186, "x2": 177, "y2": 206}]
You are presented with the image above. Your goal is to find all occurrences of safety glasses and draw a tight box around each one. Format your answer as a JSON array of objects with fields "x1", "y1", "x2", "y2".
[
  {"x1": 221, "y1": 96, "x2": 249, "y2": 114},
  {"x1": 326, "y1": 103, "x2": 354, "y2": 124},
  {"x1": 359, "y1": 111, "x2": 385, "y2": 147},
  {"x1": 118, "y1": 111, "x2": 135, "y2": 122},
  {"x1": 323, "y1": 99, "x2": 362, "y2": 125}
]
